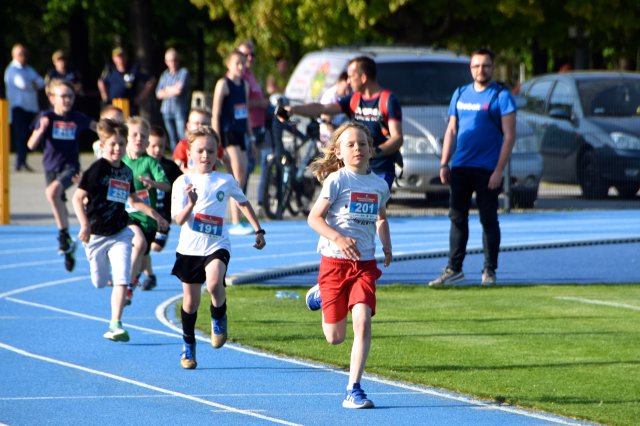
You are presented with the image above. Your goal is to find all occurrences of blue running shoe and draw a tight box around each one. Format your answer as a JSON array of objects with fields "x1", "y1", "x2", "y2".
[
  {"x1": 180, "y1": 343, "x2": 197, "y2": 369},
  {"x1": 342, "y1": 383, "x2": 374, "y2": 409},
  {"x1": 211, "y1": 315, "x2": 227, "y2": 348},
  {"x1": 305, "y1": 284, "x2": 322, "y2": 311}
]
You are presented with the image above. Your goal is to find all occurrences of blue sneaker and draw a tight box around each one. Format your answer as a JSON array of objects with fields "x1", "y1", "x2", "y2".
[
  {"x1": 211, "y1": 315, "x2": 227, "y2": 348},
  {"x1": 228, "y1": 223, "x2": 253, "y2": 236},
  {"x1": 180, "y1": 343, "x2": 197, "y2": 369},
  {"x1": 342, "y1": 383, "x2": 374, "y2": 409},
  {"x1": 305, "y1": 284, "x2": 322, "y2": 311}
]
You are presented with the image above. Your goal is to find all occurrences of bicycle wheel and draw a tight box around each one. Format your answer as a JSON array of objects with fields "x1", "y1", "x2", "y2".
[{"x1": 261, "y1": 155, "x2": 283, "y2": 220}]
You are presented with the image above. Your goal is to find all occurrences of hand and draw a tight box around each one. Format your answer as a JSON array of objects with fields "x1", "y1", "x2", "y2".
[
  {"x1": 383, "y1": 247, "x2": 392, "y2": 267},
  {"x1": 335, "y1": 235, "x2": 360, "y2": 261},
  {"x1": 138, "y1": 175, "x2": 154, "y2": 189},
  {"x1": 439, "y1": 166, "x2": 450, "y2": 184},
  {"x1": 39, "y1": 115, "x2": 50, "y2": 131},
  {"x1": 156, "y1": 217, "x2": 169, "y2": 231},
  {"x1": 254, "y1": 233, "x2": 266, "y2": 250},
  {"x1": 488, "y1": 170, "x2": 503, "y2": 190},
  {"x1": 71, "y1": 172, "x2": 82, "y2": 185},
  {"x1": 186, "y1": 184, "x2": 198, "y2": 204},
  {"x1": 274, "y1": 105, "x2": 290, "y2": 122},
  {"x1": 78, "y1": 226, "x2": 90, "y2": 244}
]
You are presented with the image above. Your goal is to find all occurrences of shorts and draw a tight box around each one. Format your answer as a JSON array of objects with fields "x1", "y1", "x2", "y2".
[
  {"x1": 128, "y1": 219, "x2": 156, "y2": 255},
  {"x1": 83, "y1": 227, "x2": 134, "y2": 288},
  {"x1": 171, "y1": 249, "x2": 230, "y2": 285},
  {"x1": 152, "y1": 228, "x2": 170, "y2": 249},
  {"x1": 45, "y1": 166, "x2": 79, "y2": 201},
  {"x1": 221, "y1": 131, "x2": 246, "y2": 151},
  {"x1": 318, "y1": 256, "x2": 381, "y2": 324}
]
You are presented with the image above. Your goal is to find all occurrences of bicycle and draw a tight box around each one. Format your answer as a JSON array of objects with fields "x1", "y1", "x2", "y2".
[{"x1": 261, "y1": 109, "x2": 322, "y2": 220}]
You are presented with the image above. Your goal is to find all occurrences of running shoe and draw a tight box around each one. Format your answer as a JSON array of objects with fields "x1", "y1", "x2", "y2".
[
  {"x1": 428, "y1": 267, "x2": 464, "y2": 287},
  {"x1": 342, "y1": 383, "x2": 374, "y2": 409},
  {"x1": 305, "y1": 284, "x2": 322, "y2": 311},
  {"x1": 211, "y1": 315, "x2": 227, "y2": 348},
  {"x1": 180, "y1": 343, "x2": 197, "y2": 369},
  {"x1": 63, "y1": 239, "x2": 77, "y2": 272},
  {"x1": 140, "y1": 274, "x2": 157, "y2": 291},
  {"x1": 103, "y1": 327, "x2": 130, "y2": 342},
  {"x1": 481, "y1": 268, "x2": 497, "y2": 286},
  {"x1": 57, "y1": 232, "x2": 73, "y2": 255},
  {"x1": 228, "y1": 223, "x2": 254, "y2": 236}
]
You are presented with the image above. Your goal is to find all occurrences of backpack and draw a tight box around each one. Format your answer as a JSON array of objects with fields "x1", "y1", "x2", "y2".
[
  {"x1": 454, "y1": 83, "x2": 505, "y2": 135},
  {"x1": 349, "y1": 89, "x2": 392, "y2": 136}
]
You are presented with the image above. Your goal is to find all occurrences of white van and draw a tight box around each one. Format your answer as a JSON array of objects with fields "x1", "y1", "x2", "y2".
[{"x1": 285, "y1": 46, "x2": 542, "y2": 207}]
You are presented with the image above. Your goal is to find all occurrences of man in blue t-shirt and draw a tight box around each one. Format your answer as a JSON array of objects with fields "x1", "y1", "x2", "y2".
[
  {"x1": 284, "y1": 56, "x2": 403, "y2": 189},
  {"x1": 429, "y1": 48, "x2": 516, "y2": 287}
]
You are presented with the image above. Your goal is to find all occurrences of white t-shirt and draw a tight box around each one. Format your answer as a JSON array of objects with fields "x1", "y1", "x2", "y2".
[
  {"x1": 319, "y1": 84, "x2": 349, "y2": 144},
  {"x1": 171, "y1": 171, "x2": 248, "y2": 256},
  {"x1": 317, "y1": 168, "x2": 390, "y2": 260}
]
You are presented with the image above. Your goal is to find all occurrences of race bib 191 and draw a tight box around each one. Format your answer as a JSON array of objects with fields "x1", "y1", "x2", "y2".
[
  {"x1": 349, "y1": 192, "x2": 379, "y2": 221},
  {"x1": 106, "y1": 179, "x2": 129, "y2": 204},
  {"x1": 192, "y1": 213, "x2": 223, "y2": 239}
]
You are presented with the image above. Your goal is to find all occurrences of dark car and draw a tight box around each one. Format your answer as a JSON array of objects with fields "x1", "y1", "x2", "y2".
[{"x1": 516, "y1": 71, "x2": 640, "y2": 198}]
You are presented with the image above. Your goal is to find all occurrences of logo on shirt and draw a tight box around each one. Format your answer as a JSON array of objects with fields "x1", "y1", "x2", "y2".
[
  {"x1": 216, "y1": 191, "x2": 224, "y2": 202},
  {"x1": 353, "y1": 106, "x2": 382, "y2": 123},
  {"x1": 52, "y1": 121, "x2": 77, "y2": 140},
  {"x1": 456, "y1": 101, "x2": 482, "y2": 111}
]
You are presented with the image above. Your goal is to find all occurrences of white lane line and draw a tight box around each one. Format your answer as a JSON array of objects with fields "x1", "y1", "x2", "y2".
[
  {"x1": 0, "y1": 342, "x2": 300, "y2": 426},
  {"x1": 555, "y1": 297, "x2": 640, "y2": 311},
  {"x1": 0, "y1": 247, "x2": 52, "y2": 255},
  {"x1": 0, "y1": 260, "x2": 62, "y2": 270},
  {"x1": 0, "y1": 276, "x2": 88, "y2": 299},
  {"x1": 156, "y1": 296, "x2": 586, "y2": 425}
]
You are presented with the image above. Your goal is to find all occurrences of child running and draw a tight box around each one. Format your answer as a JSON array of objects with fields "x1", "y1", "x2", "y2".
[
  {"x1": 171, "y1": 126, "x2": 266, "y2": 369},
  {"x1": 305, "y1": 121, "x2": 392, "y2": 409},
  {"x1": 123, "y1": 116, "x2": 171, "y2": 304},
  {"x1": 27, "y1": 78, "x2": 96, "y2": 272},
  {"x1": 72, "y1": 119, "x2": 168, "y2": 342}
]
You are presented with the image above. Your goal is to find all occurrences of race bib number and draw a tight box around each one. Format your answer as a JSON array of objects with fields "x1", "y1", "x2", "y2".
[
  {"x1": 234, "y1": 103, "x2": 248, "y2": 120},
  {"x1": 192, "y1": 213, "x2": 223, "y2": 239},
  {"x1": 126, "y1": 189, "x2": 150, "y2": 213},
  {"x1": 349, "y1": 192, "x2": 379, "y2": 221},
  {"x1": 52, "y1": 121, "x2": 77, "y2": 140},
  {"x1": 106, "y1": 179, "x2": 129, "y2": 204}
]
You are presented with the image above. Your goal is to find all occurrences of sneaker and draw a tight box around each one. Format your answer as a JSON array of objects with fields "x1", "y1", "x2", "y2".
[
  {"x1": 342, "y1": 383, "x2": 374, "y2": 409},
  {"x1": 428, "y1": 267, "x2": 464, "y2": 287},
  {"x1": 103, "y1": 327, "x2": 130, "y2": 342},
  {"x1": 57, "y1": 232, "x2": 72, "y2": 255},
  {"x1": 481, "y1": 268, "x2": 496, "y2": 286},
  {"x1": 305, "y1": 284, "x2": 322, "y2": 311},
  {"x1": 180, "y1": 343, "x2": 197, "y2": 369},
  {"x1": 211, "y1": 315, "x2": 227, "y2": 348},
  {"x1": 228, "y1": 223, "x2": 254, "y2": 236},
  {"x1": 140, "y1": 274, "x2": 157, "y2": 291},
  {"x1": 63, "y1": 240, "x2": 77, "y2": 272}
]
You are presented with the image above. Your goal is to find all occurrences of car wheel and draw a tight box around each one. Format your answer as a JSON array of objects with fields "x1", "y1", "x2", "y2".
[
  {"x1": 578, "y1": 151, "x2": 609, "y2": 199},
  {"x1": 511, "y1": 190, "x2": 537, "y2": 209},
  {"x1": 616, "y1": 184, "x2": 640, "y2": 199}
]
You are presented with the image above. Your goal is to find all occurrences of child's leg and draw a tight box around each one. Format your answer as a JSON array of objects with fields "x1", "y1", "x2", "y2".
[
  {"x1": 142, "y1": 254, "x2": 153, "y2": 277},
  {"x1": 347, "y1": 303, "x2": 372, "y2": 387},
  {"x1": 204, "y1": 259, "x2": 227, "y2": 308},
  {"x1": 45, "y1": 180, "x2": 68, "y2": 231},
  {"x1": 226, "y1": 145, "x2": 247, "y2": 224},
  {"x1": 108, "y1": 229, "x2": 134, "y2": 322},
  {"x1": 181, "y1": 282, "x2": 202, "y2": 344},
  {"x1": 322, "y1": 317, "x2": 348, "y2": 345},
  {"x1": 128, "y1": 224, "x2": 147, "y2": 283},
  {"x1": 110, "y1": 284, "x2": 127, "y2": 322}
]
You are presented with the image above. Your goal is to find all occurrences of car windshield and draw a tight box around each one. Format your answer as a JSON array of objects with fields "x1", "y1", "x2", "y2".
[
  {"x1": 377, "y1": 61, "x2": 471, "y2": 106},
  {"x1": 578, "y1": 78, "x2": 640, "y2": 117}
]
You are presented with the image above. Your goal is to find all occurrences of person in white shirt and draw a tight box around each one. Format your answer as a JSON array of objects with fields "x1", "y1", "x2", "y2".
[
  {"x1": 306, "y1": 121, "x2": 393, "y2": 409},
  {"x1": 4, "y1": 43, "x2": 44, "y2": 171},
  {"x1": 170, "y1": 125, "x2": 265, "y2": 369},
  {"x1": 319, "y1": 71, "x2": 351, "y2": 145}
]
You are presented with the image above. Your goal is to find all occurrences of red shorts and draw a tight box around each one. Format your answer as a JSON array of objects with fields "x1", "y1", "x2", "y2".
[{"x1": 318, "y1": 256, "x2": 382, "y2": 324}]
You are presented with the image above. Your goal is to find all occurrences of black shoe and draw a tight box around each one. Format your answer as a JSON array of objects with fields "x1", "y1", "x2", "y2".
[
  {"x1": 64, "y1": 252, "x2": 76, "y2": 272},
  {"x1": 23, "y1": 163, "x2": 34, "y2": 172},
  {"x1": 140, "y1": 275, "x2": 157, "y2": 291}
]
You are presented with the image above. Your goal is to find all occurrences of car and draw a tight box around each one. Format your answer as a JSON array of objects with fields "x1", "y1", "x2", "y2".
[
  {"x1": 284, "y1": 46, "x2": 542, "y2": 207},
  {"x1": 516, "y1": 71, "x2": 640, "y2": 199}
]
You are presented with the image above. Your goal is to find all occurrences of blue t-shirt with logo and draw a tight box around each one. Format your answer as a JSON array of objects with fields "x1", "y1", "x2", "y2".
[{"x1": 448, "y1": 82, "x2": 516, "y2": 170}]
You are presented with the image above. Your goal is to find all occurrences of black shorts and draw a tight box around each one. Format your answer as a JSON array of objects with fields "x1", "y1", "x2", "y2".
[
  {"x1": 171, "y1": 249, "x2": 230, "y2": 285},
  {"x1": 221, "y1": 131, "x2": 246, "y2": 151},
  {"x1": 45, "y1": 167, "x2": 79, "y2": 202},
  {"x1": 128, "y1": 219, "x2": 156, "y2": 255}
]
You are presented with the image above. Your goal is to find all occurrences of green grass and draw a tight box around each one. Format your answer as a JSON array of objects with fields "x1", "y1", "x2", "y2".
[{"x1": 187, "y1": 284, "x2": 640, "y2": 425}]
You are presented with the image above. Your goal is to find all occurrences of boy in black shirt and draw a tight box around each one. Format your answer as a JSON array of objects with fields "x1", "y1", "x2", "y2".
[{"x1": 72, "y1": 119, "x2": 168, "y2": 341}]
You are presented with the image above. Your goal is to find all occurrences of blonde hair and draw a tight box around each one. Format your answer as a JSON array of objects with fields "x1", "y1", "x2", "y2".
[
  {"x1": 185, "y1": 125, "x2": 220, "y2": 149},
  {"x1": 126, "y1": 116, "x2": 151, "y2": 136},
  {"x1": 97, "y1": 118, "x2": 127, "y2": 142},
  {"x1": 46, "y1": 78, "x2": 75, "y2": 97},
  {"x1": 308, "y1": 121, "x2": 374, "y2": 182}
]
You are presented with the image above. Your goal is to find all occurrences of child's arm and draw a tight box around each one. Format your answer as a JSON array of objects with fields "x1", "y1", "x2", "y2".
[
  {"x1": 376, "y1": 205, "x2": 392, "y2": 267},
  {"x1": 211, "y1": 78, "x2": 227, "y2": 136},
  {"x1": 27, "y1": 115, "x2": 50, "y2": 151},
  {"x1": 173, "y1": 184, "x2": 197, "y2": 225},
  {"x1": 307, "y1": 196, "x2": 361, "y2": 260},
  {"x1": 137, "y1": 175, "x2": 171, "y2": 192},
  {"x1": 236, "y1": 201, "x2": 266, "y2": 250},
  {"x1": 72, "y1": 187, "x2": 91, "y2": 243},
  {"x1": 129, "y1": 193, "x2": 169, "y2": 230}
]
